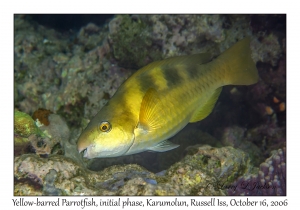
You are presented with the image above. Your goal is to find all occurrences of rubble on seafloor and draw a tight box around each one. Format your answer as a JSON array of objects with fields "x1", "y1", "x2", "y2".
[{"x1": 14, "y1": 14, "x2": 286, "y2": 195}]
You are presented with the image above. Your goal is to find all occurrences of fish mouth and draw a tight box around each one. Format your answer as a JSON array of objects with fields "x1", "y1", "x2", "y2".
[
  {"x1": 79, "y1": 147, "x2": 88, "y2": 158},
  {"x1": 82, "y1": 148, "x2": 88, "y2": 158}
]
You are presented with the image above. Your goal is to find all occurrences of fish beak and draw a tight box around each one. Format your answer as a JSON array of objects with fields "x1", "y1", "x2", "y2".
[
  {"x1": 82, "y1": 148, "x2": 88, "y2": 158},
  {"x1": 77, "y1": 133, "x2": 93, "y2": 156},
  {"x1": 77, "y1": 141, "x2": 89, "y2": 158},
  {"x1": 78, "y1": 145, "x2": 90, "y2": 158},
  {"x1": 77, "y1": 143, "x2": 86, "y2": 153}
]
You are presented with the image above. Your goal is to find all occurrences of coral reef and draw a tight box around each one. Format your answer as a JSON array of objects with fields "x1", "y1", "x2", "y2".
[
  {"x1": 218, "y1": 126, "x2": 263, "y2": 166},
  {"x1": 14, "y1": 14, "x2": 286, "y2": 196},
  {"x1": 108, "y1": 15, "x2": 162, "y2": 69},
  {"x1": 14, "y1": 145, "x2": 250, "y2": 196},
  {"x1": 227, "y1": 147, "x2": 286, "y2": 196},
  {"x1": 14, "y1": 14, "x2": 131, "y2": 127},
  {"x1": 251, "y1": 34, "x2": 282, "y2": 67}
]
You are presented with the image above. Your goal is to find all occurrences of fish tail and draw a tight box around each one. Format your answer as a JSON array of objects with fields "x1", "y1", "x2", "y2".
[{"x1": 216, "y1": 37, "x2": 259, "y2": 85}]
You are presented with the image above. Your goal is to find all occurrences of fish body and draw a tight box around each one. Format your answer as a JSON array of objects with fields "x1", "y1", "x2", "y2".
[{"x1": 77, "y1": 38, "x2": 259, "y2": 159}]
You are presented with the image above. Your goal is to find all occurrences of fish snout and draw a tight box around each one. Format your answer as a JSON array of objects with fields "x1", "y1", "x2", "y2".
[{"x1": 77, "y1": 134, "x2": 91, "y2": 154}]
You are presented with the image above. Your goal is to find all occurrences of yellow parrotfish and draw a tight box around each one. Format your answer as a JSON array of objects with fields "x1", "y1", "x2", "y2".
[{"x1": 77, "y1": 38, "x2": 259, "y2": 159}]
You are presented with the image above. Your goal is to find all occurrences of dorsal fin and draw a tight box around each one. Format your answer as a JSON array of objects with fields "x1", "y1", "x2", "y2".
[
  {"x1": 150, "y1": 53, "x2": 212, "y2": 71},
  {"x1": 129, "y1": 53, "x2": 212, "y2": 80},
  {"x1": 189, "y1": 87, "x2": 222, "y2": 123},
  {"x1": 161, "y1": 53, "x2": 212, "y2": 65}
]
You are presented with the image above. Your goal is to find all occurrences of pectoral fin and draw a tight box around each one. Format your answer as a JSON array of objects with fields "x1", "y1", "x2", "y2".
[
  {"x1": 138, "y1": 88, "x2": 165, "y2": 132},
  {"x1": 148, "y1": 140, "x2": 179, "y2": 152}
]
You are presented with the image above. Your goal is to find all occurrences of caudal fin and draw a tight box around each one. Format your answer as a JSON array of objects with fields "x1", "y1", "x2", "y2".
[{"x1": 217, "y1": 38, "x2": 259, "y2": 85}]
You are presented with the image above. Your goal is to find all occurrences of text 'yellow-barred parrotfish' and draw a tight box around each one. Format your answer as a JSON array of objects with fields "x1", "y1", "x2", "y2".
[{"x1": 77, "y1": 38, "x2": 259, "y2": 159}]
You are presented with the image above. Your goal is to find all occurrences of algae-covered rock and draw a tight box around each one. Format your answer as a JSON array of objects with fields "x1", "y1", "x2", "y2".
[
  {"x1": 157, "y1": 145, "x2": 252, "y2": 195},
  {"x1": 14, "y1": 110, "x2": 44, "y2": 156},
  {"x1": 14, "y1": 110, "x2": 41, "y2": 138},
  {"x1": 14, "y1": 145, "x2": 252, "y2": 196},
  {"x1": 14, "y1": 154, "x2": 156, "y2": 195},
  {"x1": 220, "y1": 126, "x2": 263, "y2": 166},
  {"x1": 14, "y1": 110, "x2": 78, "y2": 159}
]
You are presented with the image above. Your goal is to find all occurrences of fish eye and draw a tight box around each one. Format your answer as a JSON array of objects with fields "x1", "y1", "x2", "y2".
[{"x1": 99, "y1": 121, "x2": 111, "y2": 132}]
